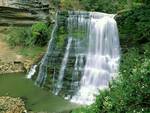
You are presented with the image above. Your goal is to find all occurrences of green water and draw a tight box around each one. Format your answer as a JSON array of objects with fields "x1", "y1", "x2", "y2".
[{"x1": 0, "y1": 73, "x2": 78, "y2": 113}]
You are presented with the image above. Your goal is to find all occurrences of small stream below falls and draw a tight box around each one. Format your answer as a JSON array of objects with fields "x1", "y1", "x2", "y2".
[{"x1": 0, "y1": 73, "x2": 78, "y2": 113}]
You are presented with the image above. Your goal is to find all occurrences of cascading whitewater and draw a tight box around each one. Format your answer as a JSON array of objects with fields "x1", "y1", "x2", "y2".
[
  {"x1": 30, "y1": 11, "x2": 120, "y2": 105},
  {"x1": 71, "y1": 12, "x2": 120, "y2": 105},
  {"x1": 35, "y1": 13, "x2": 58, "y2": 86},
  {"x1": 53, "y1": 12, "x2": 89, "y2": 95},
  {"x1": 71, "y1": 39, "x2": 86, "y2": 95},
  {"x1": 27, "y1": 65, "x2": 37, "y2": 79},
  {"x1": 54, "y1": 37, "x2": 72, "y2": 95}
]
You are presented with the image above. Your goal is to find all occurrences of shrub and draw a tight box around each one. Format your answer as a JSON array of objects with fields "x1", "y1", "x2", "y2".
[
  {"x1": 144, "y1": 0, "x2": 150, "y2": 4},
  {"x1": 60, "y1": 0, "x2": 82, "y2": 10},
  {"x1": 6, "y1": 22, "x2": 49, "y2": 47},
  {"x1": 79, "y1": 0, "x2": 127, "y2": 13},
  {"x1": 117, "y1": 5, "x2": 150, "y2": 44},
  {"x1": 31, "y1": 22, "x2": 49, "y2": 46},
  {"x1": 6, "y1": 27, "x2": 31, "y2": 47}
]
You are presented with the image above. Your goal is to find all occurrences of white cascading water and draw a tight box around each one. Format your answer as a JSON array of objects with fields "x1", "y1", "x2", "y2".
[
  {"x1": 71, "y1": 39, "x2": 85, "y2": 86},
  {"x1": 35, "y1": 13, "x2": 58, "y2": 86},
  {"x1": 71, "y1": 54, "x2": 84, "y2": 92},
  {"x1": 54, "y1": 37, "x2": 73, "y2": 95},
  {"x1": 26, "y1": 65, "x2": 37, "y2": 79},
  {"x1": 30, "y1": 11, "x2": 120, "y2": 105},
  {"x1": 71, "y1": 12, "x2": 120, "y2": 105}
]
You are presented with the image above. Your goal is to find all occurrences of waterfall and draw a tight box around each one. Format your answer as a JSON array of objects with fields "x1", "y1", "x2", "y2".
[
  {"x1": 35, "y1": 13, "x2": 58, "y2": 86},
  {"x1": 54, "y1": 38, "x2": 73, "y2": 95},
  {"x1": 71, "y1": 40, "x2": 84, "y2": 91},
  {"x1": 71, "y1": 12, "x2": 120, "y2": 105},
  {"x1": 26, "y1": 65, "x2": 37, "y2": 79},
  {"x1": 32, "y1": 11, "x2": 120, "y2": 105}
]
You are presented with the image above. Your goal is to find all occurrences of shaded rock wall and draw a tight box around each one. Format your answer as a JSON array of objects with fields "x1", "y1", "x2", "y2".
[{"x1": 0, "y1": 0, "x2": 50, "y2": 26}]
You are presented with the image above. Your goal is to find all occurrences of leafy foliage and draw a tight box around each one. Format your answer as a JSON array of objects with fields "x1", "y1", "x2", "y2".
[
  {"x1": 31, "y1": 22, "x2": 49, "y2": 46},
  {"x1": 6, "y1": 27, "x2": 32, "y2": 47},
  {"x1": 117, "y1": 5, "x2": 150, "y2": 44},
  {"x1": 60, "y1": 0, "x2": 82, "y2": 10},
  {"x1": 79, "y1": 0, "x2": 126, "y2": 13},
  {"x1": 144, "y1": 0, "x2": 150, "y2": 4},
  {"x1": 6, "y1": 22, "x2": 49, "y2": 47},
  {"x1": 51, "y1": 0, "x2": 149, "y2": 13},
  {"x1": 17, "y1": 47, "x2": 45, "y2": 58}
]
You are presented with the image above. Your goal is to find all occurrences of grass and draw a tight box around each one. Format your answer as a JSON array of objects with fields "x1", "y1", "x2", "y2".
[
  {"x1": 16, "y1": 46, "x2": 46, "y2": 59},
  {"x1": 0, "y1": 73, "x2": 78, "y2": 113}
]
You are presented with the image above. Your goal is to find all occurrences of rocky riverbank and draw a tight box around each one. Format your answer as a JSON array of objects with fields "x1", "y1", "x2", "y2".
[
  {"x1": 0, "y1": 28, "x2": 41, "y2": 74},
  {"x1": 0, "y1": 59, "x2": 34, "y2": 74},
  {"x1": 0, "y1": 96, "x2": 27, "y2": 113}
]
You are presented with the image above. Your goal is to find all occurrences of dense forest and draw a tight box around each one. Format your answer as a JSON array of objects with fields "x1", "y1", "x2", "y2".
[{"x1": 0, "y1": 0, "x2": 150, "y2": 113}]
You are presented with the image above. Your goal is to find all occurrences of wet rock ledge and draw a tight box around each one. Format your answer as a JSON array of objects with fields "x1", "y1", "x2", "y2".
[{"x1": 0, "y1": 96, "x2": 27, "y2": 113}]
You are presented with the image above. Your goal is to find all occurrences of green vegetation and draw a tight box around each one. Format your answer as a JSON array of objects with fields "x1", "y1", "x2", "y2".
[
  {"x1": 53, "y1": 0, "x2": 148, "y2": 13},
  {"x1": 4, "y1": 22, "x2": 50, "y2": 58},
  {"x1": 79, "y1": 0, "x2": 150, "y2": 13},
  {"x1": 79, "y1": 0, "x2": 126, "y2": 13},
  {"x1": 6, "y1": 22, "x2": 49, "y2": 47},
  {"x1": 6, "y1": 27, "x2": 31, "y2": 47},
  {"x1": 60, "y1": 0, "x2": 82, "y2": 10},
  {"x1": 16, "y1": 47, "x2": 45, "y2": 58},
  {"x1": 117, "y1": 5, "x2": 150, "y2": 44},
  {"x1": 31, "y1": 22, "x2": 49, "y2": 46}
]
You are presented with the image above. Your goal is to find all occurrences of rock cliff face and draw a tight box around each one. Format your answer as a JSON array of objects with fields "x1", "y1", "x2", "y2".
[
  {"x1": 0, "y1": 0, "x2": 50, "y2": 26},
  {"x1": 0, "y1": 96, "x2": 27, "y2": 113},
  {"x1": 0, "y1": 0, "x2": 49, "y2": 8},
  {"x1": 0, "y1": 0, "x2": 14, "y2": 7}
]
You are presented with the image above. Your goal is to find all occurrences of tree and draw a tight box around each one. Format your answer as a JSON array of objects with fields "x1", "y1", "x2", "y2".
[
  {"x1": 127, "y1": 0, "x2": 133, "y2": 9},
  {"x1": 144, "y1": 0, "x2": 150, "y2": 5},
  {"x1": 60, "y1": 0, "x2": 82, "y2": 10}
]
